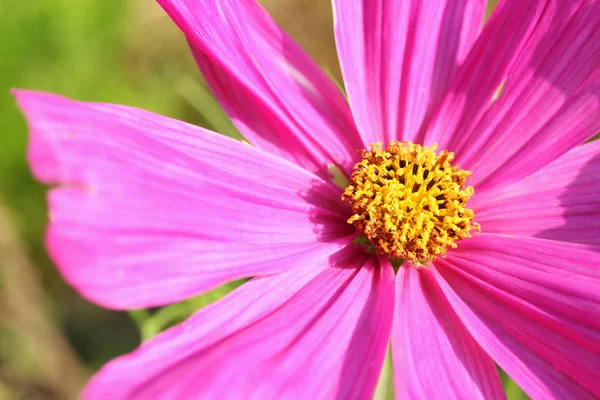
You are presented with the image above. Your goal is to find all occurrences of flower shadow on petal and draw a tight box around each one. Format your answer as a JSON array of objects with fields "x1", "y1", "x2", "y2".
[
  {"x1": 299, "y1": 178, "x2": 357, "y2": 247},
  {"x1": 536, "y1": 151, "x2": 600, "y2": 250}
]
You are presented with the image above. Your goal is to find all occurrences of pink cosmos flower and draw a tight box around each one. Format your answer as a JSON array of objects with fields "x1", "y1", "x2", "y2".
[{"x1": 13, "y1": 0, "x2": 600, "y2": 399}]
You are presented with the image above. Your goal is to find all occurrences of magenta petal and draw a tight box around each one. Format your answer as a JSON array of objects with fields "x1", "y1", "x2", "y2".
[
  {"x1": 472, "y1": 140, "x2": 600, "y2": 245},
  {"x1": 15, "y1": 90, "x2": 355, "y2": 309},
  {"x1": 84, "y1": 246, "x2": 395, "y2": 399},
  {"x1": 420, "y1": 0, "x2": 546, "y2": 147},
  {"x1": 157, "y1": 0, "x2": 362, "y2": 177},
  {"x1": 332, "y1": 0, "x2": 485, "y2": 144},
  {"x1": 425, "y1": 0, "x2": 600, "y2": 188},
  {"x1": 392, "y1": 263, "x2": 505, "y2": 400},
  {"x1": 434, "y1": 234, "x2": 600, "y2": 399}
]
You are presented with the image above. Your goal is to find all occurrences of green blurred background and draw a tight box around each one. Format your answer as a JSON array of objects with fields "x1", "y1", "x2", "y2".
[{"x1": 0, "y1": 0, "x2": 528, "y2": 399}]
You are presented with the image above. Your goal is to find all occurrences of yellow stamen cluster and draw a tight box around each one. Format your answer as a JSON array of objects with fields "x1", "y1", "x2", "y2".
[{"x1": 342, "y1": 141, "x2": 480, "y2": 262}]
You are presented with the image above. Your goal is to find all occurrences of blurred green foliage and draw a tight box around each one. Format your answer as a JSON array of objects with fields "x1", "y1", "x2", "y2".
[
  {"x1": 128, "y1": 280, "x2": 244, "y2": 343},
  {"x1": 0, "y1": 0, "x2": 529, "y2": 398}
]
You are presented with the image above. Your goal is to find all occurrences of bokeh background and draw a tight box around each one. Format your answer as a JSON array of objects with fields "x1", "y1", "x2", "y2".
[{"x1": 0, "y1": 0, "x2": 534, "y2": 399}]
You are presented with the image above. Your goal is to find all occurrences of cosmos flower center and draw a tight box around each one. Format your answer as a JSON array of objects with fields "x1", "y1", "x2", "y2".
[{"x1": 342, "y1": 141, "x2": 480, "y2": 262}]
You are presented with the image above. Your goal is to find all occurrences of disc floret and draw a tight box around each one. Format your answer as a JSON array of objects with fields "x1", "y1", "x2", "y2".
[{"x1": 343, "y1": 141, "x2": 480, "y2": 262}]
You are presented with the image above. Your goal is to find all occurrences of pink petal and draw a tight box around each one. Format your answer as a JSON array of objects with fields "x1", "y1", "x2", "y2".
[
  {"x1": 157, "y1": 0, "x2": 362, "y2": 177},
  {"x1": 434, "y1": 233, "x2": 600, "y2": 399},
  {"x1": 332, "y1": 0, "x2": 485, "y2": 144},
  {"x1": 333, "y1": 0, "x2": 486, "y2": 144},
  {"x1": 472, "y1": 140, "x2": 600, "y2": 245},
  {"x1": 333, "y1": 0, "x2": 486, "y2": 143},
  {"x1": 85, "y1": 245, "x2": 395, "y2": 399},
  {"x1": 392, "y1": 262, "x2": 505, "y2": 400},
  {"x1": 424, "y1": 0, "x2": 600, "y2": 189},
  {"x1": 15, "y1": 90, "x2": 355, "y2": 309}
]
